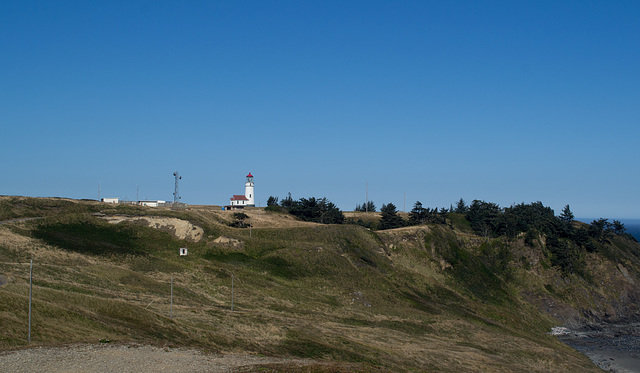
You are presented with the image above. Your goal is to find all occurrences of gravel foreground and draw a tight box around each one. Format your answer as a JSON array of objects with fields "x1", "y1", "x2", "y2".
[{"x1": 0, "y1": 344, "x2": 314, "y2": 373}]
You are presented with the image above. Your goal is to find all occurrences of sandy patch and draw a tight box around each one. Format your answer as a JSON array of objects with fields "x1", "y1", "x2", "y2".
[
  {"x1": 101, "y1": 216, "x2": 204, "y2": 242},
  {"x1": 212, "y1": 236, "x2": 242, "y2": 247}
]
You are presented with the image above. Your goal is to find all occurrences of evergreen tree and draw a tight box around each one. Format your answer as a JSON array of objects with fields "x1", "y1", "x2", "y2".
[
  {"x1": 588, "y1": 218, "x2": 613, "y2": 244},
  {"x1": 436, "y1": 207, "x2": 448, "y2": 224},
  {"x1": 454, "y1": 198, "x2": 468, "y2": 214},
  {"x1": 557, "y1": 204, "x2": 575, "y2": 238},
  {"x1": 280, "y1": 192, "x2": 294, "y2": 209},
  {"x1": 355, "y1": 201, "x2": 376, "y2": 212},
  {"x1": 547, "y1": 235, "x2": 583, "y2": 274},
  {"x1": 409, "y1": 201, "x2": 427, "y2": 225},
  {"x1": 267, "y1": 196, "x2": 279, "y2": 207},
  {"x1": 503, "y1": 201, "x2": 556, "y2": 236},
  {"x1": 379, "y1": 203, "x2": 404, "y2": 230},
  {"x1": 559, "y1": 204, "x2": 574, "y2": 223},
  {"x1": 466, "y1": 200, "x2": 501, "y2": 237},
  {"x1": 612, "y1": 220, "x2": 626, "y2": 234},
  {"x1": 288, "y1": 197, "x2": 344, "y2": 224},
  {"x1": 365, "y1": 201, "x2": 376, "y2": 212}
]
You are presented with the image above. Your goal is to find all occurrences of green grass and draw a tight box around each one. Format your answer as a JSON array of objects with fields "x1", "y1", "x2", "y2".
[
  {"x1": 31, "y1": 215, "x2": 185, "y2": 257},
  {"x1": 203, "y1": 250, "x2": 306, "y2": 280},
  {"x1": 278, "y1": 328, "x2": 376, "y2": 364},
  {"x1": 0, "y1": 196, "x2": 99, "y2": 220},
  {"x1": 447, "y1": 213, "x2": 473, "y2": 233}
]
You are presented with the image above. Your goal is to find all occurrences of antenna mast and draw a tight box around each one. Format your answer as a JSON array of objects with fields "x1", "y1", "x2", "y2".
[{"x1": 173, "y1": 171, "x2": 182, "y2": 205}]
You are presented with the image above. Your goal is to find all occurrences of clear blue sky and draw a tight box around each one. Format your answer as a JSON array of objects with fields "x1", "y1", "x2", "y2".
[{"x1": 2, "y1": 0, "x2": 639, "y2": 218}]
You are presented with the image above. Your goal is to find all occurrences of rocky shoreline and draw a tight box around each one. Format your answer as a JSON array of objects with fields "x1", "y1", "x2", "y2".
[{"x1": 556, "y1": 324, "x2": 640, "y2": 373}]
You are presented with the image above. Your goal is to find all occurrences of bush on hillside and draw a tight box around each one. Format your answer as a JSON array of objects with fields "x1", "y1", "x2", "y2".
[
  {"x1": 407, "y1": 201, "x2": 447, "y2": 226},
  {"x1": 229, "y1": 212, "x2": 249, "y2": 228},
  {"x1": 378, "y1": 203, "x2": 404, "y2": 230},
  {"x1": 271, "y1": 194, "x2": 344, "y2": 224},
  {"x1": 289, "y1": 197, "x2": 344, "y2": 224}
]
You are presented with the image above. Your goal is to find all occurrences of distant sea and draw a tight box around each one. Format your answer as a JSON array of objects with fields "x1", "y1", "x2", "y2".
[{"x1": 577, "y1": 218, "x2": 640, "y2": 242}]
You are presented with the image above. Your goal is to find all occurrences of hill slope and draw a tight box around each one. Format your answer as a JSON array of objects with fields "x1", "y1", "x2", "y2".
[{"x1": 3, "y1": 196, "x2": 639, "y2": 371}]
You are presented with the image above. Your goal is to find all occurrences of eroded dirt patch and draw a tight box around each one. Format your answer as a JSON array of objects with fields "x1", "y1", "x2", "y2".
[{"x1": 101, "y1": 216, "x2": 204, "y2": 242}]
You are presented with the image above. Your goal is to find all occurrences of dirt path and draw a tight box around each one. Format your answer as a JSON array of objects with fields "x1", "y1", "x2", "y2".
[{"x1": 0, "y1": 344, "x2": 314, "y2": 373}]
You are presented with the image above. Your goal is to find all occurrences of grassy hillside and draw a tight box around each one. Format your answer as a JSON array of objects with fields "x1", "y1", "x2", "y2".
[{"x1": 3, "y1": 196, "x2": 635, "y2": 371}]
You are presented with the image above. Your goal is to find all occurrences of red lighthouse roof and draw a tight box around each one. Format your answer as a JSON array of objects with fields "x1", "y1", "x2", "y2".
[{"x1": 247, "y1": 172, "x2": 253, "y2": 177}]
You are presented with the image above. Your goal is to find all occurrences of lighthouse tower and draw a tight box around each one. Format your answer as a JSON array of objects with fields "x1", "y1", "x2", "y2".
[{"x1": 245, "y1": 173, "x2": 255, "y2": 207}]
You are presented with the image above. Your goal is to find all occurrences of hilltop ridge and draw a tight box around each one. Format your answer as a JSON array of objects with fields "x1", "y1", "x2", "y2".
[{"x1": 2, "y1": 196, "x2": 639, "y2": 371}]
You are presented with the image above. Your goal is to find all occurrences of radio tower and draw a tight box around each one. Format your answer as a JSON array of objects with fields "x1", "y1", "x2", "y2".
[{"x1": 173, "y1": 171, "x2": 182, "y2": 205}]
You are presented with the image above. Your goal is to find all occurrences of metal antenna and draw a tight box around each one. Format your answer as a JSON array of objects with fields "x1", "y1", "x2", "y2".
[
  {"x1": 366, "y1": 182, "x2": 368, "y2": 213},
  {"x1": 173, "y1": 171, "x2": 182, "y2": 204}
]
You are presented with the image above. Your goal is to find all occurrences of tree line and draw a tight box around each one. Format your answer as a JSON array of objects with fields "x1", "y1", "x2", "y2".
[
  {"x1": 264, "y1": 194, "x2": 636, "y2": 272},
  {"x1": 380, "y1": 198, "x2": 635, "y2": 275}
]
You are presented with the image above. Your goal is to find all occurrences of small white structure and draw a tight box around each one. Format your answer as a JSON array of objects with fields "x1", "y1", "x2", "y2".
[
  {"x1": 227, "y1": 173, "x2": 255, "y2": 210},
  {"x1": 101, "y1": 198, "x2": 119, "y2": 204},
  {"x1": 230, "y1": 194, "x2": 249, "y2": 207},
  {"x1": 179, "y1": 248, "x2": 188, "y2": 256},
  {"x1": 139, "y1": 200, "x2": 166, "y2": 207}
]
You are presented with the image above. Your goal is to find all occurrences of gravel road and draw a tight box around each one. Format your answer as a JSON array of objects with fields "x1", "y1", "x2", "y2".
[{"x1": 0, "y1": 344, "x2": 313, "y2": 373}]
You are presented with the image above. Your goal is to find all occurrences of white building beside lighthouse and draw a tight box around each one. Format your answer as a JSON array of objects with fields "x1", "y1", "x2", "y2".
[{"x1": 228, "y1": 173, "x2": 255, "y2": 209}]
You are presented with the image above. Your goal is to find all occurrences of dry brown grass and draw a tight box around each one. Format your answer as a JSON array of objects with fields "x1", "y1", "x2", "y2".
[{"x1": 0, "y1": 199, "x2": 603, "y2": 372}]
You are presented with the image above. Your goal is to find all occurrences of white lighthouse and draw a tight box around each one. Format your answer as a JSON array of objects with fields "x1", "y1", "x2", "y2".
[
  {"x1": 245, "y1": 172, "x2": 255, "y2": 207},
  {"x1": 228, "y1": 173, "x2": 256, "y2": 209}
]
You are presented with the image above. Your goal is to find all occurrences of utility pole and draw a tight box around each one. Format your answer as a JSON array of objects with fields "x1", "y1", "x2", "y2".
[
  {"x1": 28, "y1": 258, "x2": 33, "y2": 343},
  {"x1": 365, "y1": 182, "x2": 368, "y2": 213}
]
